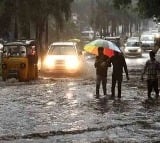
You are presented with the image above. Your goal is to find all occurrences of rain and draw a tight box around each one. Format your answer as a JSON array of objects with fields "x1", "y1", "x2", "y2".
[
  {"x1": 0, "y1": 0, "x2": 160, "y2": 143},
  {"x1": 1, "y1": 52, "x2": 160, "y2": 143}
]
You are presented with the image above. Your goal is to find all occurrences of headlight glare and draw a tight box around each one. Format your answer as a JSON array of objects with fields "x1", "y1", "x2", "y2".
[
  {"x1": 44, "y1": 56, "x2": 55, "y2": 67},
  {"x1": 124, "y1": 48, "x2": 128, "y2": 52},
  {"x1": 138, "y1": 48, "x2": 142, "y2": 52},
  {"x1": 65, "y1": 56, "x2": 80, "y2": 69}
]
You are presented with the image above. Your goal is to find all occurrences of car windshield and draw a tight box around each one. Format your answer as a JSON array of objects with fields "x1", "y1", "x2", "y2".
[
  {"x1": 48, "y1": 45, "x2": 76, "y2": 55},
  {"x1": 126, "y1": 42, "x2": 140, "y2": 47},
  {"x1": 141, "y1": 36, "x2": 154, "y2": 41},
  {"x1": 128, "y1": 37, "x2": 139, "y2": 41},
  {"x1": 3, "y1": 45, "x2": 27, "y2": 57}
]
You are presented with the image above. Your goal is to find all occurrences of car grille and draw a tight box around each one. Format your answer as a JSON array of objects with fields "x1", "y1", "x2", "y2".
[
  {"x1": 55, "y1": 60, "x2": 65, "y2": 65},
  {"x1": 129, "y1": 50, "x2": 137, "y2": 52},
  {"x1": 8, "y1": 69, "x2": 18, "y2": 78},
  {"x1": 142, "y1": 44, "x2": 151, "y2": 47}
]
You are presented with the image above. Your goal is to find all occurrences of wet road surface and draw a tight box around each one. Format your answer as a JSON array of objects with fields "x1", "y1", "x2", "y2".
[{"x1": 0, "y1": 53, "x2": 160, "y2": 143}]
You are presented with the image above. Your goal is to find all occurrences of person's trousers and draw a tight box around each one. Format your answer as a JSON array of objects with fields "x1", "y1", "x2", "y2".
[
  {"x1": 111, "y1": 75, "x2": 122, "y2": 98},
  {"x1": 147, "y1": 79, "x2": 159, "y2": 98},
  {"x1": 96, "y1": 75, "x2": 107, "y2": 95}
]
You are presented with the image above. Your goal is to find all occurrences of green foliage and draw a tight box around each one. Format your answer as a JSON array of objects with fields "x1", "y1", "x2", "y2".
[
  {"x1": 113, "y1": 0, "x2": 131, "y2": 9},
  {"x1": 0, "y1": 0, "x2": 5, "y2": 16},
  {"x1": 113, "y1": 0, "x2": 160, "y2": 18},
  {"x1": 0, "y1": 0, "x2": 73, "y2": 38},
  {"x1": 138, "y1": 0, "x2": 160, "y2": 18}
]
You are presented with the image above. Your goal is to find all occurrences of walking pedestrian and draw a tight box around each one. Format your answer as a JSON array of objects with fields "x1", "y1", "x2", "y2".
[
  {"x1": 94, "y1": 47, "x2": 110, "y2": 98},
  {"x1": 141, "y1": 51, "x2": 160, "y2": 100},
  {"x1": 110, "y1": 51, "x2": 129, "y2": 99}
]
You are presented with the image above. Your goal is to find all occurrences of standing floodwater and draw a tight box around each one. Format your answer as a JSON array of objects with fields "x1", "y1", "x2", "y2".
[{"x1": 0, "y1": 52, "x2": 160, "y2": 143}]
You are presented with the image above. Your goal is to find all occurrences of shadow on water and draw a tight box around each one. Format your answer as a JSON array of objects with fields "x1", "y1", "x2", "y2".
[
  {"x1": 94, "y1": 97, "x2": 110, "y2": 114},
  {"x1": 111, "y1": 99, "x2": 128, "y2": 113},
  {"x1": 142, "y1": 98, "x2": 160, "y2": 109},
  {"x1": 90, "y1": 96, "x2": 130, "y2": 114}
]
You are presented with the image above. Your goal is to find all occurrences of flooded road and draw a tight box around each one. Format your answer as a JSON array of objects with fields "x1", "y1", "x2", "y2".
[{"x1": 0, "y1": 53, "x2": 160, "y2": 143}]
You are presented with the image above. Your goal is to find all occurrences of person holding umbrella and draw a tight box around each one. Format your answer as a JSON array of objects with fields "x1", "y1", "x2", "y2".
[
  {"x1": 84, "y1": 39, "x2": 123, "y2": 98},
  {"x1": 110, "y1": 51, "x2": 129, "y2": 99},
  {"x1": 94, "y1": 47, "x2": 110, "y2": 98}
]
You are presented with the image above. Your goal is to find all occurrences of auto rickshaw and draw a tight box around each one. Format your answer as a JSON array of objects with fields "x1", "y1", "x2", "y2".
[{"x1": 1, "y1": 40, "x2": 38, "y2": 81}]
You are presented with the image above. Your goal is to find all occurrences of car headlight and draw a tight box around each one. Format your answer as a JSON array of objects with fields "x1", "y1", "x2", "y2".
[
  {"x1": 44, "y1": 56, "x2": 55, "y2": 67},
  {"x1": 124, "y1": 48, "x2": 128, "y2": 52},
  {"x1": 65, "y1": 56, "x2": 80, "y2": 69},
  {"x1": 137, "y1": 48, "x2": 142, "y2": 52}
]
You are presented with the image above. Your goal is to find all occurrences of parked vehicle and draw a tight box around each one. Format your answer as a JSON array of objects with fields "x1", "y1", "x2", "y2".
[
  {"x1": 155, "y1": 35, "x2": 160, "y2": 61},
  {"x1": 81, "y1": 30, "x2": 94, "y2": 41},
  {"x1": 155, "y1": 48, "x2": 160, "y2": 62},
  {"x1": 0, "y1": 43, "x2": 3, "y2": 51},
  {"x1": 123, "y1": 40, "x2": 142, "y2": 57},
  {"x1": 127, "y1": 36, "x2": 140, "y2": 42},
  {"x1": 0, "y1": 41, "x2": 3, "y2": 75},
  {"x1": 140, "y1": 34, "x2": 155, "y2": 51},
  {"x1": 42, "y1": 41, "x2": 84, "y2": 74},
  {"x1": 104, "y1": 36, "x2": 121, "y2": 47},
  {"x1": 1, "y1": 40, "x2": 38, "y2": 81},
  {"x1": 0, "y1": 38, "x2": 5, "y2": 53}
]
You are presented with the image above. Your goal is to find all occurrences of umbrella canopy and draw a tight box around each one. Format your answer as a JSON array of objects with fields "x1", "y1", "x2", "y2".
[{"x1": 84, "y1": 39, "x2": 121, "y2": 57}]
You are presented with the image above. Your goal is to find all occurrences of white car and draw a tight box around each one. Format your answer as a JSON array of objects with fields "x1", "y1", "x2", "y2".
[
  {"x1": 43, "y1": 41, "x2": 84, "y2": 74},
  {"x1": 124, "y1": 41, "x2": 142, "y2": 57},
  {"x1": 155, "y1": 47, "x2": 160, "y2": 62},
  {"x1": 0, "y1": 43, "x2": 3, "y2": 52},
  {"x1": 140, "y1": 34, "x2": 155, "y2": 51},
  {"x1": 127, "y1": 36, "x2": 140, "y2": 42}
]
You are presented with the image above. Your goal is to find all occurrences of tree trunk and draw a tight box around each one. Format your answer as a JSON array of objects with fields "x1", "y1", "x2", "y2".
[
  {"x1": 14, "y1": 15, "x2": 18, "y2": 39},
  {"x1": 45, "y1": 19, "x2": 48, "y2": 51},
  {"x1": 55, "y1": 23, "x2": 60, "y2": 41}
]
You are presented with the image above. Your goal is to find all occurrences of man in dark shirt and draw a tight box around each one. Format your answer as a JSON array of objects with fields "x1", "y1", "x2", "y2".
[
  {"x1": 94, "y1": 47, "x2": 110, "y2": 98},
  {"x1": 110, "y1": 51, "x2": 129, "y2": 99},
  {"x1": 141, "y1": 51, "x2": 160, "y2": 100}
]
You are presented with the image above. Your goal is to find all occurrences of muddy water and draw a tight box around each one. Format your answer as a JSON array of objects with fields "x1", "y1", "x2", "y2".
[
  {"x1": 0, "y1": 57, "x2": 160, "y2": 142},
  {"x1": 0, "y1": 73, "x2": 160, "y2": 143}
]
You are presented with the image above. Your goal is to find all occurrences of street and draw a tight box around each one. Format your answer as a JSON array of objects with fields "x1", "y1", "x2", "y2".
[
  {"x1": 0, "y1": 0, "x2": 160, "y2": 142},
  {"x1": 1, "y1": 53, "x2": 160, "y2": 143}
]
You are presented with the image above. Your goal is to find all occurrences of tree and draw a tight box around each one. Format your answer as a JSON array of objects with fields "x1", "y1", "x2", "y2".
[
  {"x1": 113, "y1": 0, "x2": 131, "y2": 9},
  {"x1": 88, "y1": 0, "x2": 140, "y2": 37},
  {"x1": 137, "y1": 0, "x2": 160, "y2": 18},
  {"x1": 113, "y1": 0, "x2": 160, "y2": 19},
  {"x1": 0, "y1": 0, "x2": 14, "y2": 40},
  {"x1": 0, "y1": 0, "x2": 74, "y2": 68}
]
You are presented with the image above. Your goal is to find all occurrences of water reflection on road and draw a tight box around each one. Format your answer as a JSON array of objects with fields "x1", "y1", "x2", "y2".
[{"x1": 126, "y1": 52, "x2": 149, "y2": 68}]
